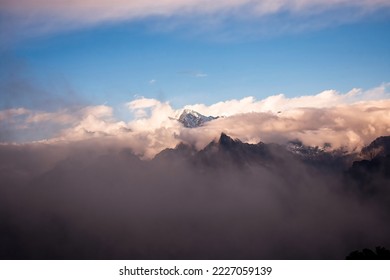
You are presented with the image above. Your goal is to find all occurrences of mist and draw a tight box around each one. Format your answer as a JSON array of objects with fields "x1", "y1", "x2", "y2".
[{"x1": 1, "y1": 136, "x2": 389, "y2": 259}]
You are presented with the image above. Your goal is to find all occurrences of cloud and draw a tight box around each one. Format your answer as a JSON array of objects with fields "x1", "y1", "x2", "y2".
[
  {"x1": 59, "y1": 105, "x2": 129, "y2": 141},
  {"x1": 2, "y1": 0, "x2": 389, "y2": 39},
  {"x1": 1, "y1": 83, "x2": 389, "y2": 157},
  {"x1": 3, "y1": 0, "x2": 389, "y2": 20},
  {"x1": 194, "y1": 73, "x2": 208, "y2": 78},
  {"x1": 0, "y1": 104, "x2": 129, "y2": 142},
  {"x1": 126, "y1": 97, "x2": 161, "y2": 109},
  {"x1": 179, "y1": 70, "x2": 208, "y2": 78},
  {"x1": 149, "y1": 79, "x2": 157, "y2": 85},
  {"x1": 1, "y1": 123, "x2": 390, "y2": 259},
  {"x1": 200, "y1": 100, "x2": 390, "y2": 151},
  {"x1": 25, "y1": 111, "x2": 74, "y2": 125},
  {"x1": 0, "y1": 108, "x2": 30, "y2": 122}
]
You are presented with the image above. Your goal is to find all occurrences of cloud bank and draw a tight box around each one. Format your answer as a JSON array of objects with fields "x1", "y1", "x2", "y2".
[
  {"x1": 1, "y1": 122, "x2": 390, "y2": 259},
  {"x1": 1, "y1": 84, "x2": 389, "y2": 158}
]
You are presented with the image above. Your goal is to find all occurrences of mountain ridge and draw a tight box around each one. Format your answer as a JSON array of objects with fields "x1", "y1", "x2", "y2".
[{"x1": 155, "y1": 133, "x2": 390, "y2": 171}]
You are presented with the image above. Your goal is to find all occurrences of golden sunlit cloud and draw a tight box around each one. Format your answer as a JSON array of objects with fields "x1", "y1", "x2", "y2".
[{"x1": 1, "y1": 84, "x2": 389, "y2": 158}]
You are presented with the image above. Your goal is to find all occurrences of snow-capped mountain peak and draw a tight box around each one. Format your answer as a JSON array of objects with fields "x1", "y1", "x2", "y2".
[{"x1": 177, "y1": 109, "x2": 217, "y2": 128}]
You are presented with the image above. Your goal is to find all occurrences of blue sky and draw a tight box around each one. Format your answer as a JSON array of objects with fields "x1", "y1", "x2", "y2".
[{"x1": 1, "y1": 1, "x2": 390, "y2": 112}]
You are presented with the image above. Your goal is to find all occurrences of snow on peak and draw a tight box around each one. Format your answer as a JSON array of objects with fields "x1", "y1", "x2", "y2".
[{"x1": 178, "y1": 109, "x2": 217, "y2": 128}]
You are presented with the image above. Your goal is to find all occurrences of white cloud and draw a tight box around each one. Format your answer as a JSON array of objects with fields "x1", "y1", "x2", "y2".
[
  {"x1": 185, "y1": 84, "x2": 390, "y2": 117},
  {"x1": 195, "y1": 100, "x2": 390, "y2": 152},
  {"x1": 179, "y1": 70, "x2": 208, "y2": 78},
  {"x1": 1, "y1": 83, "x2": 389, "y2": 158},
  {"x1": 25, "y1": 110, "x2": 75, "y2": 124},
  {"x1": 126, "y1": 97, "x2": 161, "y2": 109},
  {"x1": 194, "y1": 73, "x2": 208, "y2": 78}
]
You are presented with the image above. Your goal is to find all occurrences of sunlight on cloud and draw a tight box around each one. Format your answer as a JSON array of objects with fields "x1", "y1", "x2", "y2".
[
  {"x1": 1, "y1": 84, "x2": 389, "y2": 158},
  {"x1": 184, "y1": 84, "x2": 389, "y2": 116},
  {"x1": 2, "y1": 0, "x2": 390, "y2": 37},
  {"x1": 0, "y1": 108, "x2": 30, "y2": 122},
  {"x1": 3, "y1": 1, "x2": 390, "y2": 18}
]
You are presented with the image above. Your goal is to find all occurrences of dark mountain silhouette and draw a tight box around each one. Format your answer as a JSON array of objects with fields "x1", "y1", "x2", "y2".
[
  {"x1": 349, "y1": 156, "x2": 390, "y2": 180},
  {"x1": 154, "y1": 142, "x2": 198, "y2": 164},
  {"x1": 346, "y1": 246, "x2": 390, "y2": 260},
  {"x1": 156, "y1": 133, "x2": 353, "y2": 170},
  {"x1": 156, "y1": 134, "x2": 390, "y2": 169},
  {"x1": 155, "y1": 134, "x2": 266, "y2": 171},
  {"x1": 361, "y1": 136, "x2": 390, "y2": 159},
  {"x1": 346, "y1": 136, "x2": 390, "y2": 196},
  {"x1": 196, "y1": 133, "x2": 274, "y2": 167}
]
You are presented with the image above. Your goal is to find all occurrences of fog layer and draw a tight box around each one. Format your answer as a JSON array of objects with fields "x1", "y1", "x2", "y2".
[{"x1": 1, "y1": 136, "x2": 389, "y2": 259}]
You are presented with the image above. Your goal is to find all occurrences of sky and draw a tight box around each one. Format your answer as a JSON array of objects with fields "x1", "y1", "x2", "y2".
[{"x1": 0, "y1": 0, "x2": 390, "y2": 148}]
